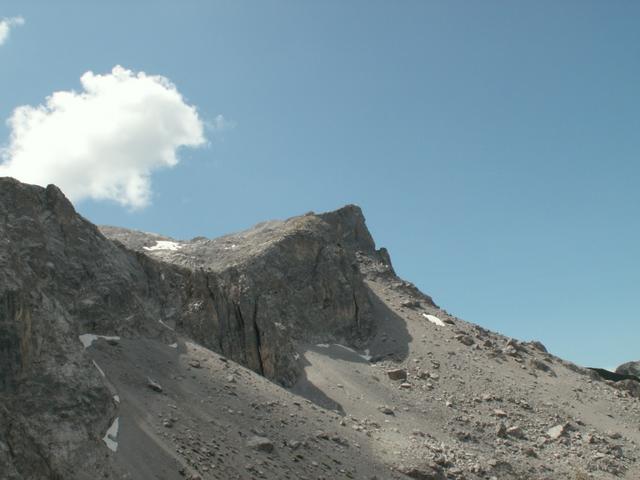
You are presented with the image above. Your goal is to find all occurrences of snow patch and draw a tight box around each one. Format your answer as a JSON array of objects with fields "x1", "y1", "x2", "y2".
[
  {"x1": 92, "y1": 360, "x2": 106, "y2": 378},
  {"x1": 143, "y1": 240, "x2": 182, "y2": 251},
  {"x1": 158, "y1": 319, "x2": 175, "y2": 331},
  {"x1": 422, "y1": 313, "x2": 445, "y2": 327},
  {"x1": 169, "y1": 343, "x2": 178, "y2": 349},
  {"x1": 336, "y1": 343, "x2": 372, "y2": 361},
  {"x1": 335, "y1": 344, "x2": 358, "y2": 355},
  {"x1": 113, "y1": 395, "x2": 120, "y2": 403},
  {"x1": 103, "y1": 417, "x2": 119, "y2": 452},
  {"x1": 79, "y1": 334, "x2": 120, "y2": 349}
]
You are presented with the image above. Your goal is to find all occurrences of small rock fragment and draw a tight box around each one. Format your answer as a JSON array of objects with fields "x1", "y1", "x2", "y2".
[
  {"x1": 546, "y1": 424, "x2": 566, "y2": 440},
  {"x1": 378, "y1": 405, "x2": 395, "y2": 415},
  {"x1": 288, "y1": 440, "x2": 302, "y2": 450},
  {"x1": 528, "y1": 340, "x2": 548, "y2": 352},
  {"x1": 506, "y1": 426, "x2": 524, "y2": 438},
  {"x1": 387, "y1": 369, "x2": 407, "y2": 381},
  {"x1": 247, "y1": 435, "x2": 274, "y2": 453},
  {"x1": 456, "y1": 334, "x2": 475, "y2": 346},
  {"x1": 398, "y1": 464, "x2": 446, "y2": 480},
  {"x1": 147, "y1": 377, "x2": 163, "y2": 393}
]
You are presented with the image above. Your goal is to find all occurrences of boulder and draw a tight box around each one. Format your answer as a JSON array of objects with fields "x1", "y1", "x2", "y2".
[
  {"x1": 615, "y1": 361, "x2": 640, "y2": 379},
  {"x1": 387, "y1": 368, "x2": 408, "y2": 381},
  {"x1": 247, "y1": 435, "x2": 274, "y2": 453}
]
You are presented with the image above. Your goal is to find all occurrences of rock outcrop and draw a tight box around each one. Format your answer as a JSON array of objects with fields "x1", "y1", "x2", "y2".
[
  {"x1": 0, "y1": 178, "x2": 401, "y2": 478},
  {"x1": 101, "y1": 204, "x2": 400, "y2": 386},
  {"x1": 616, "y1": 361, "x2": 640, "y2": 379}
]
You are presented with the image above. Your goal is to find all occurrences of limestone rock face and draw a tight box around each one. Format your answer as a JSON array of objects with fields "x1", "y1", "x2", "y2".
[
  {"x1": 0, "y1": 179, "x2": 137, "y2": 479},
  {"x1": 101, "y1": 205, "x2": 393, "y2": 386},
  {"x1": 0, "y1": 178, "x2": 395, "y2": 478}
]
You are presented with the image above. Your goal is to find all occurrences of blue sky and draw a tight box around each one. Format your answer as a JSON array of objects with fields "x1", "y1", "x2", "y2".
[{"x1": 1, "y1": 1, "x2": 638, "y2": 369}]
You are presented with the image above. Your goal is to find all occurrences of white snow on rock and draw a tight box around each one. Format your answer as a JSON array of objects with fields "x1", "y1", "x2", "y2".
[
  {"x1": 103, "y1": 417, "x2": 119, "y2": 452},
  {"x1": 158, "y1": 319, "x2": 175, "y2": 331},
  {"x1": 168, "y1": 343, "x2": 178, "y2": 349},
  {"x1": 92, "y1": 360, "x2": 106, "y2": 378},
  {"x1": 113, "y1": 395, "x2": 120, "y2": 403},
  {"x1": 143, "y1": 240, "x2": 182, "y2": 251},
  {"x1": 78, "y1": 334, "x2": 120, "y2": 349},
  {"x1": 422, "y1": 313, "x2": 445, "y2": 327}
]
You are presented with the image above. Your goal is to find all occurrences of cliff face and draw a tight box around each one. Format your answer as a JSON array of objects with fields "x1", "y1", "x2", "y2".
[
  {"x1": 0, "y1": 178, "x2": 399, "y2": 478},
  {"x1": 0, "y1": 179, "x2": 134, "y2": 479},
  {"x1": 101, "y1": 205, "x2": 397, "y2": 386}
]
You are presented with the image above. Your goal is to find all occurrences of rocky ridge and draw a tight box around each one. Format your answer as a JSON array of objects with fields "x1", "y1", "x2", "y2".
[{"x1": 1, "y1": 177, "x2": 640, "y2": 480}]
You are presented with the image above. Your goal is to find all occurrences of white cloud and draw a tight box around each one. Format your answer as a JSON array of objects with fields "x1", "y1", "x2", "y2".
[
  {"x1": 0, "y1": 66, "x2": 206, "y2": 209},
  {"x1": 0, "y1": 16, "x2": 24, "y2": 46}
]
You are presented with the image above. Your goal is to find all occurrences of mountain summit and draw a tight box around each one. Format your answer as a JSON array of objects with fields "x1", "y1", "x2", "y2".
[{"x1": 1, "y1": 177, "x2": 639, "y2": 479}]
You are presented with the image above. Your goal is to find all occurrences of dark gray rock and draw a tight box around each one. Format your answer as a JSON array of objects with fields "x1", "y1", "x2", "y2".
[
  {"x1": 147, "y1": 377, "x2": 163, "y2": 392},
  {"x1": 589, "y1": 367, "x2": 639, "y2": 383},
  {"x1": 247, "y1": 435, "x2": 274, "y2": 453},
  {"x1": 616, "y1": 361, "x2": 640, "y2": 379},
  {"x1": 398, "y1": 464, "x2": 446, "y2": 480},
  {"x1": 387, "y1": 368, "x2": 408, "y2": 381},
  {"x1": 527, "y1": 340, "x2": 548, "y2": 353},
  {"x1": 615, "y1": 379, "x2": 640, "y2": 398}
]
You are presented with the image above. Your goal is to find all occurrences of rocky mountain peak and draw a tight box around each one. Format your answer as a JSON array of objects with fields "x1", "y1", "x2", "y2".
[
  {"x1": 99, "y1": 202, "x2": 399, "y2": 387},
  {"x1": 315, "y1": 203, "x2": 376, "y2": 252},
  {"x1": 2, "y1": 177, "x2": 640, "y2": 480}
]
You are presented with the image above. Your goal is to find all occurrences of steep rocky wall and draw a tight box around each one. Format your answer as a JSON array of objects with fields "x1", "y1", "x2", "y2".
[
  {"x1": 0, "y1": 180, "x2": 133, "y2": 478},
  {"x1": 123, "y1": 205, "x2": 387, "y2": 386},
  {"x1": 0, "y1": 178, "x2": 392, "y2": 477},
  {"x1": 173, "y1": 224, "x2": 378, "y2": 386}
]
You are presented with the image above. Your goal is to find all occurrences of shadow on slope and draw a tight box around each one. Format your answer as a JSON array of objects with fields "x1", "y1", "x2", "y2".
[{"x1": 289, "y1": 282, "x2": 412, "y2": 412}]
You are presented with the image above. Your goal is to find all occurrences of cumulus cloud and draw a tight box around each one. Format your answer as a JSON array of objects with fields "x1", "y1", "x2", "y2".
[
  {"x1": 0, "y1": 66, "x2": 205, "y2": 209},
  {"x1": 0, "y1": 16, "x2": 24, "y2": 46}
]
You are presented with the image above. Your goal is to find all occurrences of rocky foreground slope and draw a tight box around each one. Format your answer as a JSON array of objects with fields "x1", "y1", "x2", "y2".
[{"x1": 2, "y1": 177, "x2": 640, "y2": 480}]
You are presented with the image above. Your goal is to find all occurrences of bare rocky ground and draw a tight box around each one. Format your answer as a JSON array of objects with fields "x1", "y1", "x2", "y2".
[{"x1": 2, "y1": 177, "x2": 640, "y2": 480}]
